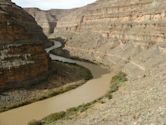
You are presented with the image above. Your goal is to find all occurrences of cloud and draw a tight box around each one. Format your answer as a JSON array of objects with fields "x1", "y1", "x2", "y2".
[{"x1": 11, "y1": 0, "x2": 96, "y2": 10}]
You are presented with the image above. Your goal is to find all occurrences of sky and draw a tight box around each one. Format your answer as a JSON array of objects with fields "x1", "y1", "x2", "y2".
[{"x1": 11, "y1": 0, "x2": 96, "y2": 10}]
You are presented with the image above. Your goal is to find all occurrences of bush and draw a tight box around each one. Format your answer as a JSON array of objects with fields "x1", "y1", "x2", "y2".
[
  {"x1": 28, "y1": 120, "x2": 43, "y2": 125},
  {"x1": 110, "y1": 72, "x2": 127, "y2": 92},
  {"x1": 37, "y1": 72, "x2": 127, "y2": 124},
  {"x1": 43, "y1": 111, "x2": 66, "y2": 124},
  {"x1": 106, "y1": 72, "x2": 127, "y2": 99}
]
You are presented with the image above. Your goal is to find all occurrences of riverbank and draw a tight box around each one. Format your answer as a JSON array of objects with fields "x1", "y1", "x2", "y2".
[
  {"x1": 0, "y1": 60, "x2": 109, "y2": 125},
  {"x1": 0, "y1": 61, "x2": 92, "y2": 113},
  {"x1": 28, "y1": 72, "x2": 127, "y2": 125},
  {"x1": 50, "y1": 48, "x2": 96, "y2": 64},
  {"x1": 0, "y1": 41, "x2": 110, "y2": 125},
  {"x1": 48, "y1": 39, "x2": 96, "y2": 65}
]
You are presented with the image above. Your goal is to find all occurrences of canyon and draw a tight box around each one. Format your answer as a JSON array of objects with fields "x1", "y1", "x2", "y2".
[
  {"x1": 25, "y1": 0, "x2": 166, "y2": 124},
  {"x1": 0, "y1": 0, "x2": 166, "y2": 124},
  {"x1": 0, "y1": 0, "x2": 49, "y2": 89}
]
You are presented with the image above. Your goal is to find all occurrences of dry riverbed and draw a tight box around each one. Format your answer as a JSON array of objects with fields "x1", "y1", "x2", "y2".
[{"x1": 0, "y1": 61, "x2": 92, "y2": 112}]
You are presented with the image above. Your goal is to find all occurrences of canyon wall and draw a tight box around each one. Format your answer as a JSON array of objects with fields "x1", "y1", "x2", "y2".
[
  {"x1": 25, "y1": 0, "x2": 166, "y2": 124},
  {"x1": 26, "y1": 0, "x2": 165, "y2": 71},
  {"x1": 25, "y1": 8, "x2": 73, "y2": 35},
  {"x1": 0, "y1": 0, "x2": 49, "y2": 89},
  {"x1": 26, "y1": 0, "x2": 166, "y2": 75},
  {"x1": 25, "y1": 8, "x2": 57, "y2": 35}
]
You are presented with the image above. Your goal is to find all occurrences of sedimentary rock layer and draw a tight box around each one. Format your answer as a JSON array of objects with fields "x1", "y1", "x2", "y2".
[
  {"x1": 26, "y1": 0, "x2": 166, "y2": 124},
  {"x1": 49, "y1": 0, "x2": 166, "y2": 64},
  {"x1": 0, "y1": 0, "x2": 49, "y2": 89},
  {"x1": 0, "y1": 44, "x2": 49, "y2": 89},
  {"x1": 25, "y1": 8, "x2": 72, "y2": 35},
  {"x1": 0, "y1": 1, "x2": 49, "y2": 45}
]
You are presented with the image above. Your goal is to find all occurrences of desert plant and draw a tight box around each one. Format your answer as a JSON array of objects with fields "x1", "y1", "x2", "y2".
[
  {"x1": 106, "y1": 72, "x2": 127, "y2": 99},
  {"x1": 42, "y1": 111, "x2": 66, "y2": 124},
  {"x1": 32, "y1": 72, "x2": 128, "y2": 124},
  {"x1": 28, "y1": 120, "x2": 43, "y2": 125}
]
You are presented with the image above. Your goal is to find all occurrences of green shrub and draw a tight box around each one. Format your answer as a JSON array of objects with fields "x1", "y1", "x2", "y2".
[
  {"x1": 37, "y1": 72, "x2": 127, "y2": 124},
  {"x1": 106, "y1": 72, "x2": 127, "y2": 99},
  {"x1": 28, "y1": 120, "x2": 42, "y2": 125},
  {"x1": 42, "y1": 102, "x2": 94, "y2": 124},
  {"x1": 43, "y1": 111, "x2": 66, "y2": 124}
]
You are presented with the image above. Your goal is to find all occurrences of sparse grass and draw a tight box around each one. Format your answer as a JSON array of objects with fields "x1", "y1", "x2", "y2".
[
  {"x1": 42, "y1": 100, "x2": 97, "y2": 124},
  {"x1": 35, "y1": 72, "x2": 127, "y2": 125}
]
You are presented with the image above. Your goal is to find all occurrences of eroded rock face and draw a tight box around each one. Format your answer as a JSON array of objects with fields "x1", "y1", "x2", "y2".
[
  {"x1": 26, "y1": 0, "x2": 166, "y2": 124},
  {"x1": 25, "y1": 8, "x2": 71, "y2": 35},
  {"x1": 25, "y1": 8, "x2": 57, "y2": 35},
  {"x1": 25, "y1": 0, "x2": 166, "y2": 76},
  {"x1": 45, "y1": 0, "x2": 166, "y2": 66},
  {"x1": 0, "y1": 0, "x2": 49, "y2": 89},
  {"x1": 26, "y1": 0, "x2": 166, "y2": 52},
  {"x1": 0, "y1": 1, "x2": 49, "y2": 45}
]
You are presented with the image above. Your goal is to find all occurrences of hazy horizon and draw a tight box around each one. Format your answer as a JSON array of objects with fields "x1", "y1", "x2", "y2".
[{"x1": 11, "y1": 0, "x2": 96, "y2": 10}]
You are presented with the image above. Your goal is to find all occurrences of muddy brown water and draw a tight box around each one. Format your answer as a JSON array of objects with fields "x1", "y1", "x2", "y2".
[{"x1": 0, "y1": 42, "x2": 111, "y2": 125}]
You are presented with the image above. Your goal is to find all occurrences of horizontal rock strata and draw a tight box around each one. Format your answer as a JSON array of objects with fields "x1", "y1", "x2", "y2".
[
  {"x1": 0, "y1": 0, "x2": 49, "y2": 89},
  {"x1": 26, "y1": 0, "x2": 166, "y2": 124}
]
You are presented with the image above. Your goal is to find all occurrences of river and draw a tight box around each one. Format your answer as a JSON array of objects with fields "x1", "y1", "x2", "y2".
[{"x1": 0, "y1": 41, "x2": 111, "y2": 125}]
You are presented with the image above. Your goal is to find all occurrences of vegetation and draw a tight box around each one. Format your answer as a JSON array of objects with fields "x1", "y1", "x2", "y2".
[
  {"x1": 106, "y1": 72, "x2": 127, "y2": 99},
  {"x1": 42, "y1": 100, "x2": 98, "y2": 124},
  {"x1": 28, "y1": 120, "x2": 43, "y2": 125},
  {"x1": 36, "y1": 72, "x2": 127, "y2": 124},
  {"x1": 42, "y1": 111, "x2": 66, "y2": 124},
  {"x1": 0, "y1": 61, "x2": 92, "y2": 113}
]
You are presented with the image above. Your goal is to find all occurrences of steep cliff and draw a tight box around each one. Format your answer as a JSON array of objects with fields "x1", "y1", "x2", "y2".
[
  {"x1": 0, "y1": 0, "x2": 49, "y2": 89},
  {"x1": 26, "y1": 0, "x2": 166, "y2": 67},
  {"x1": 25, "y1": 8, "x2": 72, "y2": 35},
  {"x1": 26, "y1": 0, "x2": 166, "y2": 124},
  {"x1": 46, "y1": 0, "x2": 166, "y2": 68}
]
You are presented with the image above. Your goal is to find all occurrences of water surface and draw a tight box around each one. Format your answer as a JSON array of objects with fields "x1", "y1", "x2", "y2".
[{"x1": 0, "y1": 41, "x2": 111, "y2": 125}]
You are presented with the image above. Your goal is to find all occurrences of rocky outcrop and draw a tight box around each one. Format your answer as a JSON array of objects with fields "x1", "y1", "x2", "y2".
[
  {"x1": 0, "y1": 0, "x2": 49, "y2": 45},
  {"x1": 0, "y1": 0, "x2": 49, "y2": 90}
]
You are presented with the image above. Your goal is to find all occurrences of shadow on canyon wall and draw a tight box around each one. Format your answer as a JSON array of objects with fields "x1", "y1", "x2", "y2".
[{"x1": 0, "y1": 61, "x2": 93, "y2": 94}]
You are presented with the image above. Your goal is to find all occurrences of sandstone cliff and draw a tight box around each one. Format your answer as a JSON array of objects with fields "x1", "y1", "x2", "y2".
[
  {"x1": 26, "y1": 0, "x2": 166, "y2": 124},
  {"x1": 0, "y1": 0, "x2": 49, "y2": 90},
  {"x1": 26, "y1": 0, "x2": 166, "y2": 66},
  {"x1": 25, "y1": 8, "x2": 72, "y2": 35}
]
